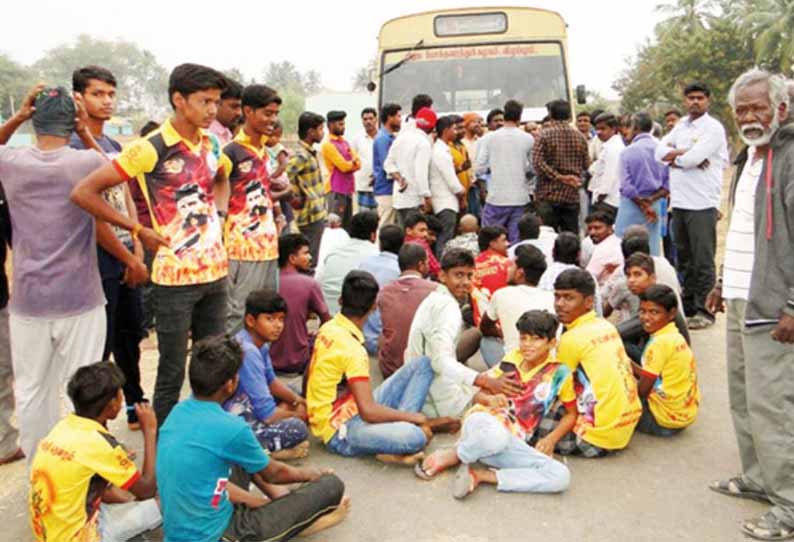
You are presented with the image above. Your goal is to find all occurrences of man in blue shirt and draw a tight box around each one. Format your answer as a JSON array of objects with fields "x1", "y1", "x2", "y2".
[
  {"x1": 224, "y1": 290, "x2": 309, "y2": 460},
  {"x1": 157, "y1": 335, "x2": 349, "y2": 542},
  {"x1": 615, "y1": 112, "x2": 670, "y2": 257},
  {"x1": 373, "y1": 103, "x2": 402, "y2": 227}
]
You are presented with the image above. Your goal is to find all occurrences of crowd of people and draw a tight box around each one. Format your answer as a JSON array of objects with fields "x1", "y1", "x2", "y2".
[{"x1": 0, "y1": 59, "x2": 792, "y2": 542}]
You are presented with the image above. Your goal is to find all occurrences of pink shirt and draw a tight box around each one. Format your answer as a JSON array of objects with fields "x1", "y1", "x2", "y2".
[
  {"x1": 585, "y1": 233, "x2": 624, "y2": 287},
  {"x1": 208, "y1": 120, "x2": 233, "y2": 147}
]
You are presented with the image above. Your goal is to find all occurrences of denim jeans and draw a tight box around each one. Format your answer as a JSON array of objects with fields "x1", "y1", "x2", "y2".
[
  {"x1": 457, "y1": 412, "x2": 570, "y2": 493},
  {"x1": 326, "y1": 356, "x2": 432, "y2": 457},
  {"x1": 479, "y1": 336, "x2": 506, "y2": 368},
  {"x1": 362, "y1": 308, "x2": 381, "y2": 356},
  {"x1": 615, "y1": 197, "x2": 662, "y2": 256},
  {"x1": 636, "y1": 398, "x2": 682, "y2": 437},
  {"x1": 152, "y1": 278, "x2": 228, "y2": 425}
]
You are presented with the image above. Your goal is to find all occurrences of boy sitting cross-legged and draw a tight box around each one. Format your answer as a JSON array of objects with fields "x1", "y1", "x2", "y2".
[
  {"x1": 223, "y1": 289, "x2": 310, "y2": 460},
  {"x1": 632, "y1": 284, "x2": 701, "y2": 437},
  {"x1": 415, "y1": 310, "x2": 574, "y2": 499},
  {"x1": 29, "y1": 361, "x2": 161, "y2": 542},
  {"x1": 306, "y1": 270, "x2": 459, "y2": 465},
  {"x1": 157, "y1": 335, "x2": 349, "y2": 542}
]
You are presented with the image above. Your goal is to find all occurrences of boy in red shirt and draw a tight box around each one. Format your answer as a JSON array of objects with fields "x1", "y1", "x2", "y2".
[
  {"x1": 403, "y1": 211, "x2": 440, "y2": 279},
  {"x1": 474, "y1": 225, "x2": 511, "y2": 297}
]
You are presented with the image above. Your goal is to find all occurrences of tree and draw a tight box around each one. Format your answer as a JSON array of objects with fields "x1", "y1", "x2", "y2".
[
  {"x1": 223, "y1": 67, "x2": 251, "y2": 86},
  {"x1": 654, "y1": 0, "x2": 715, "y2": 36},
  {"x1": 262, "y1": 61, "x2": 323, "y2": 135},
  {"x1": 352, "y1": 58, "x2": 377, "y2": 92},
  {"x1": 0, "y1": 54, "x2": 35, "y2": 121},
  {"x1": 32, "y1": 34, "x2": 169, "y2": 123},
  {"x1": 732, "y1": 0, "x2": 794, "y2": 74}
]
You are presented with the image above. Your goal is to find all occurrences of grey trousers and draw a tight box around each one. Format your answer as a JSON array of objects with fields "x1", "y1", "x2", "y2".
[
  {"x1": 0, "y1": 308, "x2": 17, "y2": 457},
  {"x1": 672, "y1": 208, "x2": 717, "y2": 318},
  {"x1": 435, "y1": 209, "x2": 457, "y2": 259},
  {"x1": 727, "y1": 299, "x2": 794, "y2": 526},
  {"x1": 226, "y1": 259, "x2": 279, "y2": 335},
  {"x1": 299, "y1": 219, "x2": 326, "y2": 272}
]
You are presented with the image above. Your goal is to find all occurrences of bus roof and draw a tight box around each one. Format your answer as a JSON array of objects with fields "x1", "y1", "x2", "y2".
[{"x1": 378, "y1": 6, "x2": 567, "y2": 49}]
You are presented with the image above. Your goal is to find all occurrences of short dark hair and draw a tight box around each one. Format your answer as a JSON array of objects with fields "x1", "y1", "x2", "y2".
[
  {"x1": 298, "y1": 111, "x2": 325, "y2": 139},
  {"x1": 552, "y1": 232, "x2": 580, "y2": 265},
  {"x1": 640, "y1": 284, "x2": 678, "y2": 312},
  {"x1": 222, "y1": 78, "x2": 243, "y2": 101},
  {"x1": 350, "y1": 211, "x2": 379, "y2": 241},
  {"x1": 361, "y1": 107, "x2": 377, "y2": 118},
  {"x1": 624, "y1": 252, "x2": 655, "y2": 275},
  {"x1": 381, "y1": 103, "x2": 402, "y2": 121},
  {"x1": 554, "y1": 268, "x2": 596, "y2": 297},
  {"x1": 517, "y1": 213, "x2": 541, "y2": 241},
  {"x1": 486, "y1": 108, "x2": 504, "y2": 124},
  {"x1": 189, "y1": 335, "x2": 243, "y2": 397},
  {"x1": 577, "y1": 111, "x2": 591, "y2": 119},
  {"x1": 631, "y1": 112, "x2": 653, "y2": 134},
  {"x1": 168, "y1": 63, "x2": 228, "y2": 109},
  {"x1": 435, "y1": 115, "x2": 456, "y2": 136},
  {"x1": 503, "y1": 99, "x2": 523, "y2": 122},
  {"x1": 67, "y1": 361, "x2": 125, "y2": 419},
  {"x1": 245, "y1": 289, "x2": 287, "y2": 318},
  {"x1": 547, "y1": 99, "x2": 572, "y2": 121},
  {"x1": 72, "y1": 65, "x2": 116, "y2": 93},
  {"x1": 379, "y1": 224, "x2": 404, "y2": 254},
  {"x1": 398, "y1": 243, "x2": 427, "y2": 271},
  {"x1": 589, "y1": 109, "x2": 605, "y2": 124},
  {"x1": 340, "y1": 270, "x2": 379, "y2": 317},
  {"x1": 585, "y1": 211, "x2": 615, "y2": 227},
  {"x1": 664, "y1": 109, "x2": 682, "y2": 118},
  {"x1": 621, "y1": 235, "x2": 651, "y2": 259},
  {"x1": 684, "y1": 82, "x2": 711, "y2": 97},
  {"x1": 441, "y1": 247, "x2": 475, "y2": 271},
  {"x1": 516, "y1": 310, "x2": 559, "y2": 340},
  {"x1": 242, "y1": 84, "x2": 281, "y2": 110},
  {"x1": 411, "y1": 94, "x2": 433, "y2": 116},
  {"x1": 515, "y1": 244, "x2": 547, "y2": 285},
  {"x1": 139, "y1": 120, "x2": 160, "y2": 137},
  {"x1": 403, "y1": 210, "x2": 427, "y2": 230},
  {"x1": 278, "y1": 233, "x2": 310, "y2": 268},
  {"x1": 594, "y1": 112, "x2": 618, "y2": 129},
  {"x1": 478, "y1": 225, "x2": 507, "y2": 252}
]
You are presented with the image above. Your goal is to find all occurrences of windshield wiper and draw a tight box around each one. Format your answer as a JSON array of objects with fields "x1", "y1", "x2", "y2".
[{"x1": 381, "y1": 39, "x2": 424, "y2": 78}]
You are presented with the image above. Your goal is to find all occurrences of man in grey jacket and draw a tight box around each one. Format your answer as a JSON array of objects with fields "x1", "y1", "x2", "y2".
[{"x1": 707, "y1": 68, "x2": 794, "y2": 541}]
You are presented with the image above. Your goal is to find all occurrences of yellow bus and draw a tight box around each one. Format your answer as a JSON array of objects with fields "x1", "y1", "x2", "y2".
[{"x1": 371, "y1": 7, "x2": 584, "y2": 121}]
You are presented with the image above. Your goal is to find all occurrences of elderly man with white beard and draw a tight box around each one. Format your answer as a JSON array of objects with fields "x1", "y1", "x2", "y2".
[{"x1": 706, "y1": 68, "x2": 794, "y2": 541}]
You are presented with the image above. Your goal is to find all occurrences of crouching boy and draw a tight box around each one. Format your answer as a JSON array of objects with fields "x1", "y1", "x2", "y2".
[
  {"x1": 157, "y1": 335, "x2": 349, "y2": 542},
  {"x1": 415, "y1": 310, "x2": 574, "y2": 499},
  {"x1": 633, "y1": 285, "x2": 700, "y2": 436},
  {"x1": 224, "y1": 289, "x2": 310, "y2": 460},
  {"x1": 29, "y1": 362, "x2": 161, "y2": 542}
]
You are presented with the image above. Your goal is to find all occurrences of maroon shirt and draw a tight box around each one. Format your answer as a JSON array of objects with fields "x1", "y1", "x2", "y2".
[
  {"x1": 377, "y1": 274, "x2": 437, "y2": 378},
  {"x1": 271, "y1": 268, "x2": 330, "y2": 373}
]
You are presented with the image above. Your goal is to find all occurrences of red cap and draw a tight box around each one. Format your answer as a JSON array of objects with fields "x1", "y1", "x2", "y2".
[{"x1": 414, "y1": 107, "x2": 437, "y2": 132}]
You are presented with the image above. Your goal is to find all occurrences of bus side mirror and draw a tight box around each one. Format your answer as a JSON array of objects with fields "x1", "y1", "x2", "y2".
[
  {"x1": 366, "y1": 81, "x2": 377, "y2": 93},
  {"x1": 576, "y1": 85, "x2": 587, "y2": 105}
]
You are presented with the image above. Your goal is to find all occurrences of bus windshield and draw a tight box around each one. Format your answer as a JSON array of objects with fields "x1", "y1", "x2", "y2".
[{"x1": 380, "y1": 42, "x2": 567, "y2": 116}]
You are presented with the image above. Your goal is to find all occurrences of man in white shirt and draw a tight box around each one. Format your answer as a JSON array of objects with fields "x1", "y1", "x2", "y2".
[
  {"x1": 318, "y1": 211, "x2": 379, "y2": 314},
  {"x1": 430, "y1": 115, "x2": 465, "y2": 255},
  {"x1": 589, "y1": 113, "x2": 625, "y2": 215},
  {"x1": 479, "y1": 244, "x2": 554, "y2": 367},
  {"x1": 406, "y1": 248, "x2": 523, "y2": 417},
  {"x1": 352, "y1": 108, "x2": 378, "y2": 212},
  {"x1": 655, "y1": 81, "x2": 729, "y2": 329},
  {"x1": 508, "y1": 212, "x2": 556, "y2": 263},
  {"x1": 384, "y1": 107, "x2": 436, "y2": 228},
  {"x1": 475, "y1": 100, "x2": 534, "y2": 244},
  {"x1": 585, "y1": 211, "x2": 624, "y2": 288}
]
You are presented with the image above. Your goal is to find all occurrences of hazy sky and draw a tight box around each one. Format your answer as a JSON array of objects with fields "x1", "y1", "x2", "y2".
[{"x1": 2, "y1": 0, "x2": 665, "y2": 99}]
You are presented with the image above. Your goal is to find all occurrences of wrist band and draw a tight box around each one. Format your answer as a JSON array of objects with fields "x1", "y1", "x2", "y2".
[{"x1": 131, "y1": 223, "x2": 143, "y2": 240}]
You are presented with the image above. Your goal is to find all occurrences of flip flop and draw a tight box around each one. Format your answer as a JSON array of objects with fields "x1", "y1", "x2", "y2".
[
  {"x1": 452, "y1": 464, "x2": 475, "y2": 500},
  {"x1": 709, "y1": 476, "x2": 770, "y2": 503},
  {"x1": 742, "y1": 512, "x2": 794, "y2": 541},
  {"x1": 414, "y1": 462, "x2": 435, "y2": 481}
]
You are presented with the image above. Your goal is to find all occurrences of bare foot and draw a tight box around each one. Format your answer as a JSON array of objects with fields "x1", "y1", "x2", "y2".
[
  {"x1": 416, "y1": 447, "x2": 460, "y2": 480},
  {"x1": 271, "y1": 441, "x2": 309, "y2": 461},
  {"x1": 426, "y1": 416, "x2": 461, "y2": 435},
  {"x1": 375, "y1": 451, "x2": 424, "y2": 466},
  {"x1": 298, "y1": 496, "x2": 352, "y2": 537}
]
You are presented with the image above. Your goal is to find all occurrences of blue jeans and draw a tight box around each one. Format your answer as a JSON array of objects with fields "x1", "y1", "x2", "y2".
[
  {"x1": 326, "y1": 356, "x2": 432, "y2": 457},
  {"x1": 615, "y1": 197, "x2": 662, "y2": 256},
  {"x1": 479, "y1": 337, "x2": 505, "y2": 368},
  {"x1": 637, "y1": 398, "x2": 682, "y2": 437},
  {"x1": 362, "y1": 309, "x2": 381, "y2": 356},
  {"x1": 457, "y1": 412, "x2": 570, "y2": 493}
]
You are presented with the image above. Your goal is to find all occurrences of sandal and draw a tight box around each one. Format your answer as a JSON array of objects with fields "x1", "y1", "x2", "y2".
[
  {"x1": 709, "y1": 476, "x2": 770, "y2": 503},
  {"x1": 452, "y1": 464, "x2": 475, "y2": 500},
  {"x1": 742, "y1": 512, "x2": 794, "y2": 541}
]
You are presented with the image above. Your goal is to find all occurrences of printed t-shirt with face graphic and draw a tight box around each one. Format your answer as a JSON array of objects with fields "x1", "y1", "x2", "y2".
[
  {"x1": 467, "y1": 349, "x2": 576, "y2": 441},
  {"x1": 218, "y1": 131, "x2": 278, "y2": 262},
  {"x1": 112, "y1": 118, "x2": 227, "y2": 286}
]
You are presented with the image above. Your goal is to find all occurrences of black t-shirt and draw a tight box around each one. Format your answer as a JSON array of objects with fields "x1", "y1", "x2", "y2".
[{"x1": 0, "y1": 181, "x2": 11, "y2": 309}]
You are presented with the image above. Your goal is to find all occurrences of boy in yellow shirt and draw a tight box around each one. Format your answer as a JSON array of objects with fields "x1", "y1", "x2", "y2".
[
  {"x1": 554, "y1": 268, "x2": 642, "y2": 457},
  {"x1": 415, "y1": 310, "x2": 574, "y2": 499},
  {"x1": 633, "y1": 284, "x2": 700, "y2": 436}
]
